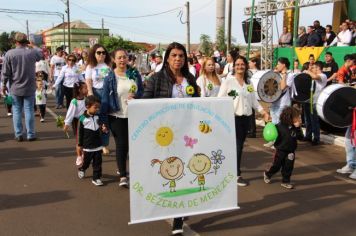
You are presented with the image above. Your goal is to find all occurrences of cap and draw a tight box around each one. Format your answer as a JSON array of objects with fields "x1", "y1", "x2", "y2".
[{"x1": 14, "y1": 32, "x2": 29, "y2": 44}]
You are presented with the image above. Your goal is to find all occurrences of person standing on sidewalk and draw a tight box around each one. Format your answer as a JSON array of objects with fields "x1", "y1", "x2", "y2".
[{"x1": 1, "y1": 32, "x2": 42, "y2": 141}]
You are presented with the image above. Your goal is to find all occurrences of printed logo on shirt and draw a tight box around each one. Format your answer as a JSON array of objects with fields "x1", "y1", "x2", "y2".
[{"x1": 287, "y1": 153, "x2": 295, "y2": 161}]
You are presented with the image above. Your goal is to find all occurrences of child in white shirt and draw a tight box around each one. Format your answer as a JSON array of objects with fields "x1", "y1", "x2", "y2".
[{"x1": 35, "y1": 80, "x2": 47, "y2": 122}]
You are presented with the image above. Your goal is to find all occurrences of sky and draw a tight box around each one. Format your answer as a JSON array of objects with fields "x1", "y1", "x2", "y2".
[{"x1": 0, "y1": 0, "x2": 333, "y2": 45}]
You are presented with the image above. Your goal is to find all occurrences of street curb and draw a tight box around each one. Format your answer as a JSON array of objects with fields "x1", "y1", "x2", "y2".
[{"x1": 256, "y1": 119, "x2": 346, "y2": 148}]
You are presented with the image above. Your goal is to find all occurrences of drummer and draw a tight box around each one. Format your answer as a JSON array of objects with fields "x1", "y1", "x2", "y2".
[
  {"x1": 265, "y1": 57, "x2": 294, "y2": 148},
  {"x1": 303, "y1": 61, "x2": 327, "y2": 145}
]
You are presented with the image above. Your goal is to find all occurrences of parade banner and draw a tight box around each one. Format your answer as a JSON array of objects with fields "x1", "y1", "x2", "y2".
[{"x1": 128, "y1": 97, "x2": 238, "y2": 224}]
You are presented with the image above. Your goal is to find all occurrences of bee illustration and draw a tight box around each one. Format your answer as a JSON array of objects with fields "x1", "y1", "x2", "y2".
[{"x1": 199, "y1": 120, "x2": 212, "y2": 134}]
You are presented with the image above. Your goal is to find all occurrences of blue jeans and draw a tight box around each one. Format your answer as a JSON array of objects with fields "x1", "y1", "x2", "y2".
[
  {"x1": 93, "y1": 88, "x2": 110, "y2": 146},
  {"x1": 303, "y1": 103, "x2": 320, "y2": 141},
  {"x1": 270, "y1": 103, "x2": 286, "y2": 124},
  {"x1": 12, "y1": 94, "x2": 35, "y2": 139},
  {"x1": 54, "y1": 76, "x2": 64, "y2": 107},
  {"x1": 345, "y1": 127, "x2": 356, "y2": 168}
]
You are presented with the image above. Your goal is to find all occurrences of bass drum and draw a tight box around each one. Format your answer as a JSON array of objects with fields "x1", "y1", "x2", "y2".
[
  {"x1": 292, "y1": 73, "x2": 315, "y2": 103},
  {"x1": 316, "y1": 84, "x2": 356, "y2": 128},
  {"x1": 250, "y1": 70, "x2": 282, "y2": 103}
]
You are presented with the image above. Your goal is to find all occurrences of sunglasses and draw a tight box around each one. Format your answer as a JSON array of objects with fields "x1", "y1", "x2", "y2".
[{"x1": 96, "y1": 51, "x2": 106, "y2": 55}]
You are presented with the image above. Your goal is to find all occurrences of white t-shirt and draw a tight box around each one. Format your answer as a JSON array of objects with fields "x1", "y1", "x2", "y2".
[
  {"x1": 85, "y1": 63, "x2": 110, "y2": 89},
  {"x1": 155, "y1": 63, "x2": 163, "y2": 73},
  {"x1": 189, "y1": 65, "x2": 196, "y2": 77},
  {"x1": 36, "y1": 60, "x2": 50, "y2": 74},
  {"x1": 64, "y1": 98, "x2": 86, "y2": 126},
  {"x1": 110, "y1": 75, "x2": 138, "y2": 118},
  {"x1": 313, "y1": 73, "x2": 327, "y2": 104},
  {"x1": 50, "y1": 55, "x2": 66, "y2": 77},
  {"x1": 35, "y1": 89, "x2": 46, "y2": 105},
  {"x1": 223, "y1": 63, "x2": 233, "y2": 75},
  {"x1": 196, "y1": 75, "x2": 221, "y2": 97},
  {"x1": 55, "y1": 65, "x2": 83, "y2": 88},
  {"x1": 172, "y1": 78, "x2": 190, "y2": 98},
  {"x1": 218, "y1": 76, "x2": 263, "y2": 116},
  {"x1": 272, "y1": 73, "x2": 294, "y2": 108}
]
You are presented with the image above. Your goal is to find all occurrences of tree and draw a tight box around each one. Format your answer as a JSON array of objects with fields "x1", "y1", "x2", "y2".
[
  {"x1": 199, "y1": 34, "x2": 213, "y2": 56},
  {"x1": 100, "y1": 35, "x2": 144, "y2": 53},
  {"x1": 216, "y1": 26, "x2": 226, "y2": 54},
  {"x1": 0, "y1": 32, "x2": 15, "y2": 53}
]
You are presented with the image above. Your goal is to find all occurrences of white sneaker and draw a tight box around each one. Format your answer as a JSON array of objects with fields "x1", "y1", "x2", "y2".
[
  {"x1": 92, "y1": 179, "x2": 104, "y2": 186},
  {"x1": 119, "y1": 177, "x2": 129, "y2": 187},
  {"x1": 7, "y1": 112, "x2": 12, "y2": 117},
  {"x1": 78, "y1": 170, "x2": 85, "y2": 179},
  {"x1": 263, "y1": 141, "x2": 275, "y2": 148},
  {"x1": 336, "y1": 165, "x2": 354, "y2": 174},
  {"x1": 40, "y1": 118, "x2": 45, "y2": 122},
  {"x1": 349, "y1": 170, "x2": 356, "y2": 180}
]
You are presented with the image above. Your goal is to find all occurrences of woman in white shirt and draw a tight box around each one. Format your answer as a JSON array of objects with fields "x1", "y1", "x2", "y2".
[
  {"x1": 196, "y1": 57, "x2": 221, "y2": 97},
  {"x1": 218, "y1": 55, "x2": 269, "y2": 187},
  {"x1": 54, "y1": 54, "x2": 82, "y2": 109},
  {"x1": 101, "y1": 49, "x2": 143, "y2": 187},
  {"x1": 85, "y1": 44, "x2": 111, "y2": 155}
]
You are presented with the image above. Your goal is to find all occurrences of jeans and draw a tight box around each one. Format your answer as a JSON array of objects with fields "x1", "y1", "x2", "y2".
[
  {"x1": 12, "y1": 94, "x2": 36, "y2": 139},
  {"x1": 270, "y1": 103, "x2": 286, "y2": 124},
  {"x1": 345, "y1": 127, "x2": 356, "y2": 168},
  {"x1": 303, "y1": 103, "x2": 320, "y2": 141},
  {"x1": 54, "y1": 76, "x2": 64, "y2": 107},
  {"x1": 93, "y1": 88, "x2": 110, "y2": 146}
]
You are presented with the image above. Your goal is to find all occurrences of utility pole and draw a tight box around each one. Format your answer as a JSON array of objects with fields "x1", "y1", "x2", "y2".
[
  {"x1": 227, "y1": 0, "x2": 232, "y2": 53},
  {"x1": 186, "y1": 1, "x2": 190, "y2": 53},
  {"x1": 66, "y1": 0, "x2": 71, "y2": 52},
  {"x1": 101, "y1": 18, "x2": 104, "y2": 41},
  {"x1": 26, "y1": 20, "x2": 29, "y2": 37}
]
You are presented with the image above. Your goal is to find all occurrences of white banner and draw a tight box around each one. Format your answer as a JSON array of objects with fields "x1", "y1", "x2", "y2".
[{"x1": 128, "y1": 97, "x2": 238, "y2": 224}]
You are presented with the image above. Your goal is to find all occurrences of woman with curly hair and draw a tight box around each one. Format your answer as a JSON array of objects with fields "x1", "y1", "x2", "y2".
[{"x1": 263, "y1": 106, "x2": 301, "y2": 189}]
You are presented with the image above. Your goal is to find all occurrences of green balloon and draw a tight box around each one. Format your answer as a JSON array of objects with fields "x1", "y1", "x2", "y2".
[{"x1": 263, "y1": 122, "x2": 278, "y2": 142}]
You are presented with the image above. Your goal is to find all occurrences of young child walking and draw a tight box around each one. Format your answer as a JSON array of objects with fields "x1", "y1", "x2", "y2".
[
  {"x1": 35, "y1": 80, "x2": 47, "y2": 122},
  {"x1": 263, "y1": 106, "x2": 301, "y2": 189},
  {"x1": 77, "y1": 95, "x2": 108, "y2": 186}
]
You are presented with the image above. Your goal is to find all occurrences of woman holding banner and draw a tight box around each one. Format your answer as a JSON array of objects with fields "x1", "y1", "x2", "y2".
[
  {"x1": 100, "y1": 49, "x2": 143, "y2": 187},
  {"x1": 218, "y1": 55, "x2": 269, "y2": 187},
  {"x1": 142, "y1": 42, "x2": 199, "y2": 235}
]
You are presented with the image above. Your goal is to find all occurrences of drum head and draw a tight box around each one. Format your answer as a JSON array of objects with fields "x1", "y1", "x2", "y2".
[
  {"x1": 256, "y1": 71, "x2": 282, "y2": 103},
  {"x1": 293, "y1": 73, "x2": 314, "y2": 103},
  {"x1": 322, "y1": 86, "x2": 356, "y2": 128}
]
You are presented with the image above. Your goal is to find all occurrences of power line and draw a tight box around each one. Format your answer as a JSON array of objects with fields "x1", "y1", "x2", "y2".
[
  {"x1": 191, "y1": 0, "x2": 215, "y2": 15},
  {"x1": 71, "y1": 2, "x2": 182, "y2": 19}
]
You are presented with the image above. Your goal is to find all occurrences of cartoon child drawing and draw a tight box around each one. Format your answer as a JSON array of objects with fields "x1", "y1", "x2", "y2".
[
  {"x1": 151, "y1": 157, "x2": 184, "y2": 192},
  {"x1": 188, "y1": 153, "x2": 212, "y2": 191}
]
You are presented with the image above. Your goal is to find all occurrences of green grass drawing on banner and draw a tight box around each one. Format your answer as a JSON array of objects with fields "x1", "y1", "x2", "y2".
[{"x1": 158, "y1": 187, "x2": 211, "y2": 198}]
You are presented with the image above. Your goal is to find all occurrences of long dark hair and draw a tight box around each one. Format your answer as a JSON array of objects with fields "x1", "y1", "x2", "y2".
[
  {"x1": 232, "y1": 55, "x2": 250, "y2": 84},
  {"x1": 73, "y1": 81, "x2": 86, "y2": 98},
  {"x1": 87, "y1": 44, "x2": 111, "y2": 68},
  {"x1": 162, "y1": 42, "x2": 192, "y2": 84}
]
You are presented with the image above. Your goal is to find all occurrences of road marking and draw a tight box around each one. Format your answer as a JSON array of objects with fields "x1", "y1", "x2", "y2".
[
  {"x1": 46, "y1": 107, "x2": 58, "y2": 119},
  {"x1": 247, "y1": 144, "x2": 356, "y2": 185}
]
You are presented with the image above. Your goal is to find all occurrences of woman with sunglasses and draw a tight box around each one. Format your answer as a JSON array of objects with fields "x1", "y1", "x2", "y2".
[
  {"x1": 53, "y1": 54, "x2": 83, "y2": 109},
  {"x1": 196, "y1": 57, "x2": 221, "y2": 97},
  {"x1": 218, "y1": 55, "x2": 269, "y2": 187},
  {"x1": 142, "y1": 42, "x2": 199, "y2": 235},
  {"x1": 85, "y1": 44, "x2": 111, "y2": 155}
]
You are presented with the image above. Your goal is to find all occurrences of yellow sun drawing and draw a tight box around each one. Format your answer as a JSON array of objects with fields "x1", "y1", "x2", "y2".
[{"x1": 155, "y1": 126, "x2": 174, "y2": 147}]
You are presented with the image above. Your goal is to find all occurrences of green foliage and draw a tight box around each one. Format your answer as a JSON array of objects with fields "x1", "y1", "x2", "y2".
[
  {"x1": 0, "y1": 31, "x2": 16, "y2": 52},
  {"x1": 216, "y1": 26, "x2": 226, "y2": 54},
  {"x1": 199, "y1": 34, "x2": 213, "y2": 56},
  {"x1": 100, "y1": 35, "x2": 144, "y2": 53}
]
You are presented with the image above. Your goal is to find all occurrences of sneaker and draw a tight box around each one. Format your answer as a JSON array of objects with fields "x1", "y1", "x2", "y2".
[
  {"x1": 312, "y1": 139, "x2": 320, "y2": 146},
  {"x1": 237, "y1": 176, "x2": 248, "y2": 187},
  {"x1": 40, "y1": 118, "x2": 45, "y2": 122},
  {"x1": 263, "y1": 141, "x2": 275, "y2": 148},
  {"x1": 116, "y1": 170, "x2": 120, "y2": 175},
  {"x1": 15, "y1": 136, "x2": 24, "y2": 142},
  {"x1": 263, "y1": 172, "x2": 271, "y2": 184},
  {"x1": 349, "y1": 170, "x2": 356, "y2": 180},
  {"x1": 172, "y1": 218, "x2": 184, "y2": 235},
  {"x1": 119, "y1": 177, "x2": 129, "y2": 187},
  {"x1": 7, "y1": 112, "x2": 12, "y2": 117},
  {"x1": 78, "y1": 170, "x2": 85, "y2": 179},
  {"x1": 92, "y1": 179, "x2": 104, "y2": 186},
  {"x1": 28, "y1": 137, "x2": 37, "y2": 142},
  {"x1": 336, "y1": 165, "x2": 354, "y2": 174},
  {"x1": 281, "y1": 183, "x2": 294, "y2": 189}
]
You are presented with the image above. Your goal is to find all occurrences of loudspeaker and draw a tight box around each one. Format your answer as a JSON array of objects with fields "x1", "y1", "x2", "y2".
[{"x1": 242, "y1": 18, "x2": 262, "y2": 43}]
